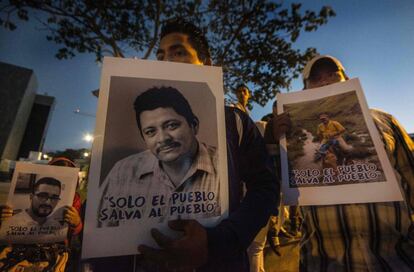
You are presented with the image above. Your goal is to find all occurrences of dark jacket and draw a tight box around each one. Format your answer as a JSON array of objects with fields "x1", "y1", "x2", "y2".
[{"x1": 202, "y1": 107, "x2": 279, "y2": 271}]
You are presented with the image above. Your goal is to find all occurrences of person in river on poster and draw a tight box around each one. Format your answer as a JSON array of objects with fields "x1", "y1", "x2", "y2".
[{"x1": 315, "y1": 112, "x2": 350, "y2": 163}]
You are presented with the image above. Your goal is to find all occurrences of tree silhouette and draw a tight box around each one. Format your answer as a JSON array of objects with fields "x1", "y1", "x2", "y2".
[{"x1": 1, "y1": 0, "x2": 335, "y2": 105}]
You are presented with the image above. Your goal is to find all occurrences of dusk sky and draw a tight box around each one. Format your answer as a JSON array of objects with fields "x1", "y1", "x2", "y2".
[{"x1": 1, "y1": 0, "x2": 413, "y2": 152}]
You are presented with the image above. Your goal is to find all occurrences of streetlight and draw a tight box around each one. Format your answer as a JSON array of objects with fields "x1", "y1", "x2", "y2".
[
  {"x1": 83, "y1": 152, "x2": 90, "y2": 158},
  {"x1": 83, "y1": 133, "x2": 94, "y2": 142},
  {"x1": 74, "y1": 108, "x2": 96, "y2": 118}
]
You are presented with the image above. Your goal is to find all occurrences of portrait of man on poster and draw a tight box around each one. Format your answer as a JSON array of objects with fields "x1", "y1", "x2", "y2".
[
  {"x1": 99, "y1": 86, "x2": 220, "y2": 226},
  {"x1": 2, "y1": 177, "x2": 64, "y2": 229}
]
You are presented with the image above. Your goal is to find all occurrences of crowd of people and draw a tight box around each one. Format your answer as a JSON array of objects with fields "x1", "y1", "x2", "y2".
[{"x1": 0, "y1": 17, "x2": 413, "y2": 272}]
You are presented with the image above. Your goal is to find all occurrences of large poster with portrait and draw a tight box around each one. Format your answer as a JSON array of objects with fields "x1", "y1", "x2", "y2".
[
  {"x1": 278, "y1": 78, "x2": 403, "y2": 205},
  {"x1": 0, "y1": 162, "x2": 78, "y2": 244},
  {"x1": 82, "y1": 58, "x2": 228, "y2": 259}
]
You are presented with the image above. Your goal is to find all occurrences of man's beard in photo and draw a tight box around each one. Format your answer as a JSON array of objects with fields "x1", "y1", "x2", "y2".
[{"x1": 33, "y1": 204, "x2": 54, "y2": 217}]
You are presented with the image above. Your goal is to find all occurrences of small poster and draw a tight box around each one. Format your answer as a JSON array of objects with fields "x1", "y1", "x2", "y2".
[
  {"x1": 0, "y1": 162, "x2": 78, "y2": 244},
  {"x1": 82, "y1": 58, "x2": 228, "y2": 259},
  {"x1": 278, "y1": 78, "x2": 403, "y2": 205}
]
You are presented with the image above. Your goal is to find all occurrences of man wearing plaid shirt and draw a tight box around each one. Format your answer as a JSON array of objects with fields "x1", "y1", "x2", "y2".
[{"x1": 298, "y1": 55, "x2": 414, "y2": 271}]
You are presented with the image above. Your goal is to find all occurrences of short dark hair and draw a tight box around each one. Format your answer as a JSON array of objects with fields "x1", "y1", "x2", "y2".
[
  {"x1": 235, "y1": 84, "x2": 249, "y2": 93},
  {"x1": 160, "y1": 18, "x2": 211, "y2": 65},
  {"x1": 134, "y1": 86, "x2": 199, "y2": 133},
  {"x1": 33, "y1": 177, "x2": 61, "y2": 194}
]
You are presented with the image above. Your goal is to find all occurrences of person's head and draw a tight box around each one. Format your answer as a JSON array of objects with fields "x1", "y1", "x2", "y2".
[
  {"x1": 134, "y1": 87, "x2": 199, "y2": 163},
  {"x1": 158, "y1": 18, "x2": 212, "y2": 65},
  {"x1": 48, "y1": 157, "x2": 80, "y2": 187},
  {"x1": 30, "y1": 177, "x2": 61, "y2": 218},
  {"x1": 319, "y1": 112, "x2": 330, "y2": 124},
  {"x1": 302, "y1": 55, "x2": 348, "y2": 89},
  {"x1": 235, "y1": 84, "x2": 250, "y2": 106}
]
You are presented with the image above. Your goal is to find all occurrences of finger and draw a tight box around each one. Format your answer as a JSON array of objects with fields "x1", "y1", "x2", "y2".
[
  {"x1": 65, "y1": 209, "x2": 76, "y2": 217},
  {"x1": 67, "y1": 206, "x2": 78, "y2": 214},
  {"x1": 151, "y1": 228, "x2": 173, "y2": 248},
  {"x1": 1, "y1": 213, "x2": 13, "y2": 219}
]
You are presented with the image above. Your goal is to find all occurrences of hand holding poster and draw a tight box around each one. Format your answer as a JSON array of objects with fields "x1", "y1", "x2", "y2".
[
  {"x1": 278, "y1": 78, "x2": 403, "y2": 205},
  {"x1": 0, "y1": 162, "x2": 78, "y2": 244},
  {"x1": 82, "y1": 58, "x2": 228, "y2": 259}
]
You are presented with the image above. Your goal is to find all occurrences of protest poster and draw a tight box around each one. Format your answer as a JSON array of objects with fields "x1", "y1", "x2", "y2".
[
  {"x1": 0, "y1": 162, "x2": 78, "y2": 244},
  {"x1": 82, "y1": 57, "x2": 228, "y2": 259},
  {"x1": 278, "y1": 78, "x2": 403, "y2": 206}
]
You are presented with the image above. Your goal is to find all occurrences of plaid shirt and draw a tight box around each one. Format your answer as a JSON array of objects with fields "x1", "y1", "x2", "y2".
[{"x1": 300, "y1": 109, "x2": 414, "y2": 272}]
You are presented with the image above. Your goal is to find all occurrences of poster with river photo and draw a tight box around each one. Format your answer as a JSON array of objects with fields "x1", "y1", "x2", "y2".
[{"x1": 277, "y1": 78, "x2": 403, "y2": 205}]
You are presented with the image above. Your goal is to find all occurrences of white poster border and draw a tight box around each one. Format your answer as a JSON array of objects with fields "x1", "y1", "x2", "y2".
[
  {"x1": 277, "y1": 78, "x2": 403, "y2": 206},
  {"x1": 82, "y1": 57, "x2": 229, "y2": 259}
]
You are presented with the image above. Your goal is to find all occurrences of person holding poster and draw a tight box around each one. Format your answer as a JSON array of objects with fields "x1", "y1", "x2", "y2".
[
  {"x1": 294, "y1": 55, "x2": 414, "y2": 271},
  {"x1": 2, "y1": 177, "x2": 63, "y2": 230},
  {"x1": 0, "y1": 158, "x2": 81, "y2": 271},
  {"x1": 0, "y1": 158, "x2": 82, "y2": 238},
  {"x1": 99, "y1": 86, "x2": 220, "y2": 226},
  {"x1": 315, "y1": 112, "x2": 351, "y2": 162},
  {"x1": 133, "y1": 18, "x2": 279, "y2": 271},
  {"x1": 233, "y1": 84, "x2": 251, "y2": 114}
]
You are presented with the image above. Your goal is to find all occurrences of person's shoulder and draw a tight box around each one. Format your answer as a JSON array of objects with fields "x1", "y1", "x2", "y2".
[
  {"x1": 200, "y1": 143, "x2": 217, "y2": 158},
  {"x1": 44, "y1": 216, "x2": 65, "y2": 227},
  {"x1": 105, "y1": 150, "x2": 156, "y2": 184},
  {"x1": 4, "y1": 209, "x2": 31, "y2": 224},
  {"x1": 111, "y1": 150, "x2": 155, "y2": 170}
]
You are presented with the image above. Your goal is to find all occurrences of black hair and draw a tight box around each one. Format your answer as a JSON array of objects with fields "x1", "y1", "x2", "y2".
[
  {"x1": 261, "y1": 113, "x2": 273, "y2": 122},
  {"x1": 134, "y1": 86, "x2": 199, "y2": 133},
  {"x1": 235, "y1": 84, "x2": 249, "y2": 94},
  {"x1": 160, "y1": 18, "x2": 211, "y2": 65},
  {"x1": 33, "y1": 177, "x2": 61, "y2": 194},
  {"x1": 308, "y1": 58, "x2": 350, "y2": 82}
]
